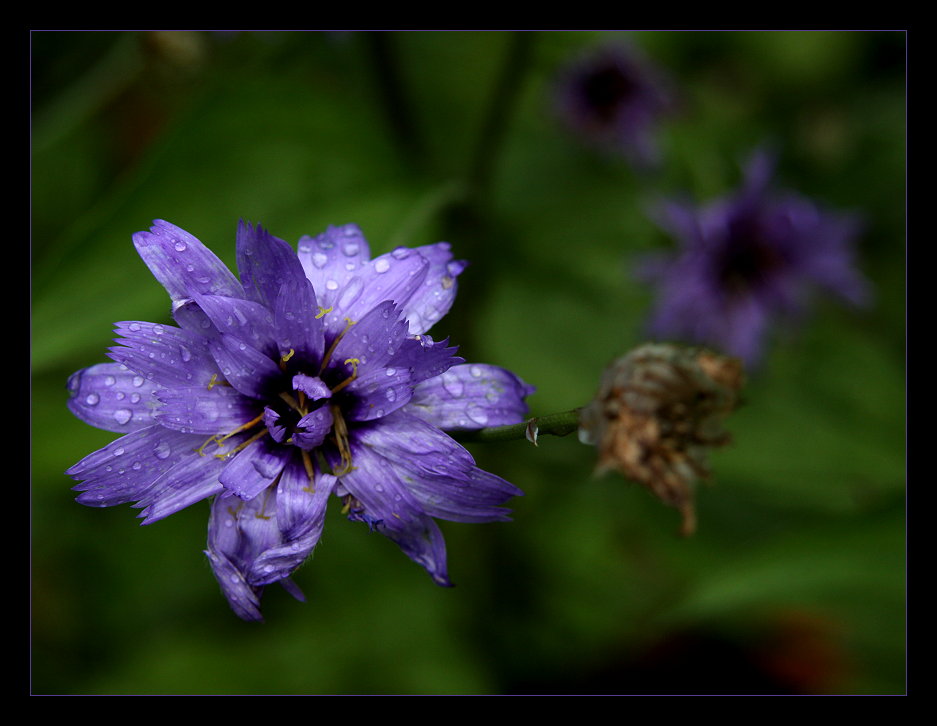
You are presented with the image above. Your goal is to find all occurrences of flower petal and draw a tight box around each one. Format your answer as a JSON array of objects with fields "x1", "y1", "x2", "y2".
[
  {"x1": 329, "y1": 300, "x2": 410, "y2": 378},
  {"x1": 321, "y1": 248, "x2": 429, "y2": 339},
  {"x1": 405, "y1": 363, "x2": 535, "y2": 430},
  {"x1": 154, "y1": 385, "x2": 259, "y2": 434},
  {"x1": 108, "y1": 321, "x2": 218, "y2": 388},
  {"x1": 236, "y1": 221, "x2": 311, "y2": 311},
  {"x1": 354, "y1": 411, "x2": 522, "y2": 522},
  {"x1": 291, "y1": 406, "x2": 334, "y2": 450},
  {"x1": 337, "y1": 443, "x2": 451, "y2": 586},
  {"x1": 342, "y1": 366, "x2": 412, "y2": 422},
  {"x1": 249, "y1": 466, "x2": 338, "y2": 586},
  {"x1": 398, "y1": 242, "x2": 466, "y2": 335},
  {"x1": 273, "y1": 278, "x2": 324, "y2": 369},
  {"x1": 205, "y1": 490, "x2": 279, "y2": 622},
  {"x1": 387, "y1": 334, "x2": 463, "y2": 384},
  {"x1": 208, "y1": 334, "x2": 283, "y2": 400},
  {"x1": 205, "y1": 547, "x2": 264, "y2": 622},
  {"x1": 132, "y1": 220, "x2": 244, "y2": 303},
  {"x1": 296, "y1": 223, "x2": 371, "y2": 310},
  {"x1": 218, "y1": 437, "x2": 287, "y2": 500},
  {"x1": 67, "y1": 362, "x2": 160, "y2": 433},
  {"x1": 67, "y1": 425, "x2": 204, "y2": 508},
  {"x1": 190, "y1": 293, "x2": 278, "y2": 360},
  {"x1": 275, "y1": 458, "x2": 337, "y2": 541},
  {"x1": 134, "y1": 441, "x2": 232, "y2": 524}
]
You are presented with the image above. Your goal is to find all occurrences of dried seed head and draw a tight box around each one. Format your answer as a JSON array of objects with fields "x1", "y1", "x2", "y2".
[{"x1": 579, "y1": 343, "x2": 744, "y2": 536}]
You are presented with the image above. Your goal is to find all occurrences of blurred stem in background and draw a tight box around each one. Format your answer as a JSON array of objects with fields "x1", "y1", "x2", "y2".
[
  {"x1": 363, "y1": 32, "x2": 427, "y2": 176},
  {"x1": 447, "y1": 32, "x2": 536, "y2": 356},
  {"x1": 367, "y1": 32, "x2": 537, "y2": 359}
]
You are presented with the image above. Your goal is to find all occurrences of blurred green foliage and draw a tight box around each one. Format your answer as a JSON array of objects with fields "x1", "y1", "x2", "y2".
[{"x1": 31, "y1": 30, "x2": 905, "y2": 695}]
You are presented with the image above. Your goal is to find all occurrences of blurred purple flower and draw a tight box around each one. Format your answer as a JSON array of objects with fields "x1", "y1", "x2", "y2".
[
  {"x1": 555, "y1": 42, "x2": 675, "y2": 167},
  {"x1": 638, "y1": 152, "x2": 872, "y2": 365},
  {"x1": 66, "y1": 220, "x2": 534, "y2": 620}
]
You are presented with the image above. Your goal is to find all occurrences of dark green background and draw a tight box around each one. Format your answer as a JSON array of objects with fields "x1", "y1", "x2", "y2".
[{"x1": 31, "y1": 30, "x2": 905, "y2": 695}]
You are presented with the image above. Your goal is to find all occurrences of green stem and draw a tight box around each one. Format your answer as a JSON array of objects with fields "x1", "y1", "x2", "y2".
[
  {"x1": 447, "y1": 408, "x2": 582, "y2": 445},
  {"x1": 464, "y1": 31, "x2": 536, "y2": 207}
]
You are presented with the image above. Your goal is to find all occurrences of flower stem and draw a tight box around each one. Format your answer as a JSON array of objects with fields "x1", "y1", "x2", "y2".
[
  {"x1": 447, "y1": 408, "x2": 582, "y2": 445},
  {"x1": 465, "y1": 31, "x2": 535, "y2": 207}
]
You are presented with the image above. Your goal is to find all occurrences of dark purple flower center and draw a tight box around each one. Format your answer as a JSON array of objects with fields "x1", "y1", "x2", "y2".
[
  {"x1": 581, "y1": 63, "x2": 638, "y2": 120},
  {"x1": 716, "y1": 214, "x2": 786, "y2": 295}
]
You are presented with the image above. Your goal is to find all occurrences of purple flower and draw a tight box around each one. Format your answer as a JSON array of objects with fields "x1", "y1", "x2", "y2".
[
  {"x1": 66, "y1": 220, "x2": 534, "y2": 620},
  {"x1": 638, "y1": 152, "x2": 872, "y2": 365},
  {"x1": 555, "y1": 42, "x2": 675, "y2": 167}
]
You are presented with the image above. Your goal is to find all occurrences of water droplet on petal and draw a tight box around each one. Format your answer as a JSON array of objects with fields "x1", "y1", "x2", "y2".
[
  {"x1": 153, "y1": 441, "x2": 172, "y2": 459},
  {"x1": 441, "y1": 373, "x2": 464, "y2": 397},
  {"x1": 326, "y1": 279, "x2": 339, "y2": 291},
  {"x1": 385, "y1": 367, "x2": 396, "y2": 377},
  {"x1": 130, "y1": 393, "x2": 141, "y2": 403},
  {"x1": 386, "y1": 388, "x2": 397, "y2": 402},
  {"x1": 153, "y1": 325, "x2": 164, "y2": 335},
  {"x1": 312, "y1": 252, "x2": 328, "y2": 268},
  {"x1": 113, "y1": 409, "x2": 133, "y2": 425},
  {"x1": 374, "y1": 258, "x2": 391, "y2": 274},
  {"x1": 343, "y1": 242, "x2": 359, "y2": 256},
  {"x1": 470, "y1": 365, "x2": 482, "y2": 378},
  {"x1": 391, "y1": 247, "x2": 410, "y2": 260},
  {"x1": 85, "y1": 393, "x2": 100, "y2": 406},
  {"x1": 128, "y1": 322, "x2": 141, "y2": 332},
  {"x1": 132, "y1": 376, "x2": 145, "y2": 387},
  {"x1": 179, "y1": 345, "x2": 192, "y2": 362},
  {"x1": 113, "y1": 447, "x2": 125, "y2": 456},
  {"x1": 103, "y1": 375, "x2": 116, "y2": 386},
  {"x1": 174, "y1": 241, "x2": 187, "y2": 252},
  {"x1": 467, "y1": 405, "x2": 489, "y2": 426}
]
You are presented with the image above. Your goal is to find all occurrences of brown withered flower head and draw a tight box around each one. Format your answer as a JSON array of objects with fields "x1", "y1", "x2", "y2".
[{"x1": 578, "y1": 343, "x2": 743, "y2": 536}]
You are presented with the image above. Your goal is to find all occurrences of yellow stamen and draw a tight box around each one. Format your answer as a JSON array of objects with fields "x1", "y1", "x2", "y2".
[
  {"x1": 254, "y1": 486, "x2": 275, "y2": 520},
  {"x1": 315, "y1": 305, "x2": 333, "y2": 320},
  {"x1": 278, "y1": 391, "x2": 304, "y2": 415},
  {"x1": 330, "y1": 358, "x2": 360, "y2": 395},
  {"x1": 330, "y1": 403, "x2": 355, "y2": 476},
  {"x1": 319, "y1": 317, "x2": 357, "y2": 374},
  {"x1": 195, "y1": 435, "x2": 220, "y2": 457},
  {"x1": 278, "y1": 348, "x2": 296, "y2": 372},
  {"x1": 301, "y1": 450, "x2": 316, "y2": 493},
  {"x1": 207, "y1": 373, "x2": 219, "y2": 390},
  {"x1": 215, "y1": 428, "x2": 268, "y2": 459},
  {"x1": 216, "y1": 411, "x2": 266, "y2": 444}
]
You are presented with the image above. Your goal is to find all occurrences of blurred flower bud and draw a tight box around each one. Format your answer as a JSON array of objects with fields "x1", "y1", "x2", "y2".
[{"x1": 579, "y1": 343, "x2": 743, "y2": 536}]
